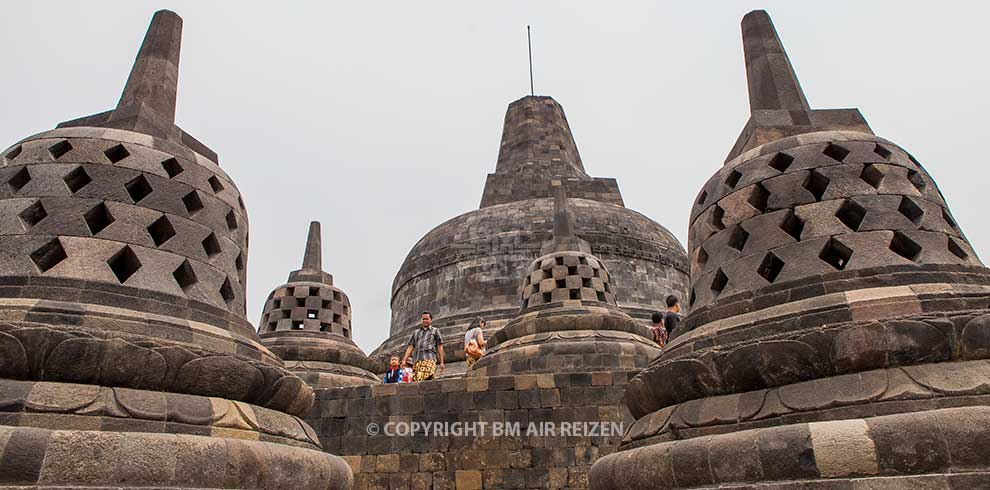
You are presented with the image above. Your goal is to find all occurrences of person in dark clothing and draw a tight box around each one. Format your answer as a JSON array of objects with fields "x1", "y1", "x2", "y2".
[
  {"x1": 663, "y1": 295, "x2": 683, "y2": 336},
  {"x1": 649, "y1": 311, "x2": 668, "y2": 348}
]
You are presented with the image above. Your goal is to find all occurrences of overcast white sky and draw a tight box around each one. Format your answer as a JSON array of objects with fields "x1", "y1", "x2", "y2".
[{"x1": 3, "y1": 2, "x2": 988, "y2": 352}]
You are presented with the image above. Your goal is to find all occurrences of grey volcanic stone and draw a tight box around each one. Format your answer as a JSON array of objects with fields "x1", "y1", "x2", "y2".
[
  {"x1": 259, "y1": 221, "x2": 378, "y2": 388},
  {"x1": 380, "y1": 95, "x2": 689, "y2": 370}
]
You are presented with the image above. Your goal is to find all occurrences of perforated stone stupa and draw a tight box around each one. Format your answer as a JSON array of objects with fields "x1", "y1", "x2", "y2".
[
  {"x1": 377, "y1": 95, "x2": 689, "y2": 373},
  {"x1": 591, "y1": 11, "x2": 990, "y2": 489},
  {"x1": 0, "y1": 11, "x2": 351, "y2": 489},
  {"x1": 470, "y1": 182, "x2": 660, "y2": 376},
  {"x1": 259, "y1": 221, "x2": 378, "y2": 388}
]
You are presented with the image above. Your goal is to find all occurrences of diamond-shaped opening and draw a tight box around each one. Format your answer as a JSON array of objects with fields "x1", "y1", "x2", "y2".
[
  {"x1": 161, "y1": 158, "x2": 183, "y2": 178},
  {"x1": 321, "y1": 299, "x2": 331, "y2": 309},
  {"x1": 104, "y1": 144, "x2": 130, "y2": 164},
  {"x1": 768, "y1": 152, "x2": 794, "y2": 173},
  {"x1": 18, "y1": 200, "x2": 47, "y2": 228},
  {"x1": 292, "y1": 321, "x2": 304, "y2": 330},
  {"x1": 125, "y1": 175, "x2": 153, "y2": 203},
  {"x1": 235, "y1": 252, "x2": 244, "y2": 272},
  {"x1": 172, "y1": 260, "x2": 198, "y2": 292},
  {"x1": 596, "y1": 291, "x2": 607, "y2": 302},
  {"x1": 555, "y1": 279, "x2": 566, "y2": 289},
  {"x1": 946, "y1": 237, "x2": 969, "y2": 260},
  {"x1": 83, "y1": 202, "x2": 114, "y2": 235},
  {"x1": 48, "y1": 140, "x2": 72, "y2": 160},
  {"x1": 107, "y1": 246, "x2": 141, "y2": 283},
  {"x1": 890, "y1": 231, "x2": 922, "y2": 262},
  {"x1": 8, "y1": 167, "x2": 31, "y2": 193},
  {"x1": 725, "y1": 170, "x2": 742, "y2": 189},
  {"x1": 238, "y1": 195, "x2": 245, "y2": 210},
  {"x1": 320, "y1": 323, "x2": 330, "y2": 332},
  {"x1": 942, "y1": 208, "x2": 959, "y2": 232},
  {"x1": 219, "y1": 277, "x2": 236, "y2": 304},
  {"x1": 710, "y1": 268, "x2": 729, "y2": 296},
  {"x1": 202, "y1": 232, "x2": 221, "y2": 258},
  {"x1": 710, "y1": 204, "x2": 725, "y2": 231},
  {"x1": 898, "y1": 196, "x2": 924, "y2": 225},
  {"x1": 208, "y1": 176, "x2": 224, "y2": 193},
  {"x1": 859, "y1": 164, "x2": 884, "y2": 190},
  {"x1": 30, "y1": 238, "x2": 67, "y2": 273},
  {"x1": 727, "y1": 225, "x2": 749, "y2": 252},
  {"x1": 147, "y1": 215, "x2": 176, "y2": 246},
  {"x1": 569, "y1": 289, "x2": 580, "y2": 300},
  {"x1": 309, "y1": 286, "x2": 320, "y2": 296},
  {"x1": 333, "y1": 291, "x2": 342, "y2": 301},
  {"x1": 182, "y1": 190, "x2": 204, "y2": 215},
  {"x1": 342, "y1": 327, "x2": 350, "y2": 337},
  {"x1": 689, "y1": 288, "x2": 696, "y2": 307},
  {"x1": 747, "y1": 183, "x2": 770, "y2": 212},
  {"x1": 822, "y1": 143, "x2": 850, "y2": 162},
  {"x1": 307, "y1": 310, "x2": 318, "y2": 319},
  {"x1": 542, "y1": 292, "x2": 552, "y2": 304},
  {"x1": 63, "y1": 166, "x2": 92, "y2": 194},
  {"x1": 757, "y1": 252, "x2": 785, "y2": 284},
  {"x1": 819, "y1": 238, "x2": 853, "y2": 270},
  {"x1": 5, "y1": 145, "x2": 23, "y2": 162},
  {"x1": 803, "y1": 170, "x2": 830, "y2": 201},
  {"x1": 907, "y1": 170, "x2": 926, "y2": 192},
  {"x1": 225, "y1": 210, "x2": 238, "y2": 230},
  {"x1": 696, "y1": 246, "x2": 709, "y2": 269},
  {"x1": 780, "y1": 210, "x2": 805, "y2": 241},
  {"x1": 296, "y1": 297, "x2": 306, "y2": 307},
  {"x1": 948, "y1": 237, "x2": 969, "y2": 261},
  {"x1": 835, "y1": 199, "x2": 867, "y2": 231},
  {"x1": 333, "y1": 313, "x2": 343, "y2": 324},
  {"x1": 873, "y1": 144, "x2": 892, "y2": 160},
  {"x1": 696, "y1": 190, "x2": 708, "y2": 206}
]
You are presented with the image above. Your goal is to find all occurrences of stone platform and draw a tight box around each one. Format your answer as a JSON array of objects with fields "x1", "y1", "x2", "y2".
[{"x1": 310, "y1": 369, "x2": 638, "y2": 490}]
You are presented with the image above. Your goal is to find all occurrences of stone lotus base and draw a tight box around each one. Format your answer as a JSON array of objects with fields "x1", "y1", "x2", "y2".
[
  {"x1": 0, "y1": 378, "x2": 353, "y2": 489},
  {"x1": 589, "y1": 405, "x2": 990, "y2": 489},
  {"x1": 469, "y1": 303, "x2": 660, "y2": 377}
]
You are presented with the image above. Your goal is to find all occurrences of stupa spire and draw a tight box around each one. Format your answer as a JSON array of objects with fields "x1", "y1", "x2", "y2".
[
  {"x1": 288, "y1": 221, "x2": 333, "y2": 284},
  {"x1": 541, "y1": 181, "x2": 591, "y2": 254},
  {"x1": 114, "y1": 9, "x2": 182, "y2": 125},
  {"x1": 742, "y1": 10, "x2": 810, "y2": 113},
  {"x1": 302, "y1": 221, "x2": 322, "y2": 271},
  {"x1": 724, "y1": 10, "x2": 872, "y2": 162}
]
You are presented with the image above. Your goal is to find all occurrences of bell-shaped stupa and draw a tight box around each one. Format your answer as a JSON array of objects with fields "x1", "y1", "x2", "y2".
[{"x1": 259, "y1": 221, "x2": 379, "y2": 388}]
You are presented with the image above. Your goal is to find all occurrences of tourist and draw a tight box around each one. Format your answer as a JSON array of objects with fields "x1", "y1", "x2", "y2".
[
  {"x1": 383, "y1": 355, "x2": 403, "y2": 383},
  {"x1": 400, "y1": 311, "x2": 445, "y2": 381},
  {"x1": 401, "y1": 360, "x2": 413, "y2": 382},
  {"x1": 663, "y1": 295, "x2": 683, "y2": 336},
  {"x1": 464, "y1": 317, "x2": 486, "y2": 367},
  {"x1": 650, "y1": 311, "x2": 668, "y2": 348}
]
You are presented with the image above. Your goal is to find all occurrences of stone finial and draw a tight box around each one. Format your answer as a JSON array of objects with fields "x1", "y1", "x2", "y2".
[
  {"x1": 288, "y1": 221, "x2": 333, "y2": 284},
  {"x1": 56, "y1": 10, "x2": 219, "y2": 162},
  {"x1": 541, "y1": 181, "x2": 591, "y2": 255},
  {"x1": 302, "y1": 221, "x2": 322, "y2": 271},
  {"x1": 742, "y1": 10, "x2": 810, "y2": 113},
  {"x1": 113, "y1": 9, "x2": 182, "y2": 126},
  {"x1": 551, "y1": 181, "x2": 574, "y2": 239},
  {"x1": 725, "y1": 11, "x2": 872, "y2": 163}
]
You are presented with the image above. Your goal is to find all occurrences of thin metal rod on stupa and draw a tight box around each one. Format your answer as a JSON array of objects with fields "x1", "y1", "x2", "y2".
[{"x1": 527, "y1": 25, "x2": 535, "y2": 96}]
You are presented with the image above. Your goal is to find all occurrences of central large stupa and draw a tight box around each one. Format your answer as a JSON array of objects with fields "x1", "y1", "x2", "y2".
[{"x1": 373, "y1": 95, "x2": 689, "y2": 371}]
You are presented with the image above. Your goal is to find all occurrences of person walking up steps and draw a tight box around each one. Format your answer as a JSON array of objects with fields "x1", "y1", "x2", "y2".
[{"x1": 401, "y1": 311, "x2": 445, "y2": 381}]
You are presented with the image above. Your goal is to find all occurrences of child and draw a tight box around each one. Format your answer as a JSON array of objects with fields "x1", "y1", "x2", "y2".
[
  {"x1": 400, "y1": 360, "x2": 414, "y2": 383},
  {"x1": 383, "y1": 355, "x2": 403, "y2": 383}
]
